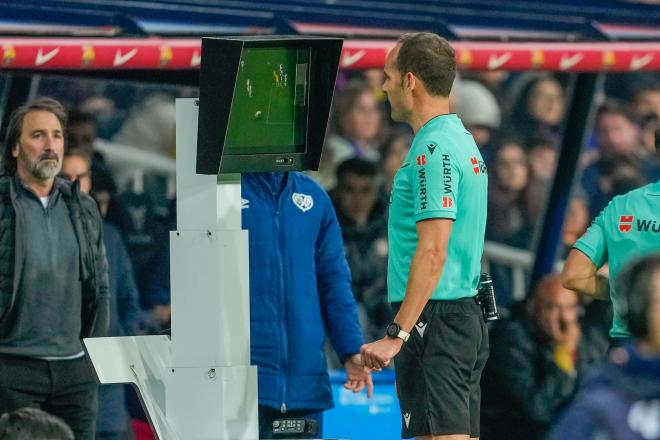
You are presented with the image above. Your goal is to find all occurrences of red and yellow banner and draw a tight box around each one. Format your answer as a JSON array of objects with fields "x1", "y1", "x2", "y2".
[{"x1": 1, "y1": 38, "x2": 659, "y2": 71}]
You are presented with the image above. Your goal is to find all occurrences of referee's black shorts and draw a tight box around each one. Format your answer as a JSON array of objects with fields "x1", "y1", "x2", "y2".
[{"x1": 391, "y1": 297, "x2": 489, "y2": 439}]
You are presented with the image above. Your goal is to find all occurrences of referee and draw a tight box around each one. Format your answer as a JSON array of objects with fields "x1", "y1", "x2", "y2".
[
  {"x1": 361, "y1": 33, "x2": 489, "y2": 440},
  {"x1": 562, "y1": 125, "x2": 660, "y2": 345}
]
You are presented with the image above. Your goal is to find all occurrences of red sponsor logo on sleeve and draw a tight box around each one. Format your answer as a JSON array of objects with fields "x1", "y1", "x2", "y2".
[
  {"x1": 619, "y1": 215, "x2": 634, "y2": 233},
  {"x1": 442, "y1": 196, "x2": 453, "y2": 208},
  {"x1": 416, "y1": 154, "x2": 426, "y2": 166},
  {"x1": 470, "y1": 157, "x2": 480, "y2": 175}
]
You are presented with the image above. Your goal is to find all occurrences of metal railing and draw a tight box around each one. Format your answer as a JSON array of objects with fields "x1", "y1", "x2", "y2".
[{"x1": 482, "y1": 240, "x2": 564, "y2": 301}]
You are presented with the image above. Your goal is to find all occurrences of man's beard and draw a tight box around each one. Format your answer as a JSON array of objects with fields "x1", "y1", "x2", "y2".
[{"x1": 19, "y1": 148, "x2": 62, "y2": 181}]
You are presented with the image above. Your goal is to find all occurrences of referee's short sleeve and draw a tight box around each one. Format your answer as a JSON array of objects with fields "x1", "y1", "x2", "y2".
[
  {"x1": 412, "y1": 142, "x2": 459, "y2": 222},
  {"x1": 574, "y1": 208, "x2": 608, "y2": 268}
]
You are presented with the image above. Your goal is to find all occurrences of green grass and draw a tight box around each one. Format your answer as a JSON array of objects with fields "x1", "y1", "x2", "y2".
[{"x1": 225, "y1": 47, "x2": 308, "y2": 154}]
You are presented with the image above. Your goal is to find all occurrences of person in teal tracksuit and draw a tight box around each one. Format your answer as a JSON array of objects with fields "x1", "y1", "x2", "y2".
[{"x1": 562, "y1": 126, "x2": 660, "y2": 344}]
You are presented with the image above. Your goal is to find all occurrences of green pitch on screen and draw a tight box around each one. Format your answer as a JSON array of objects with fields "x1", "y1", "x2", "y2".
[{"x1": 225, "y1": 47, "x2": 309, "y2": 154}]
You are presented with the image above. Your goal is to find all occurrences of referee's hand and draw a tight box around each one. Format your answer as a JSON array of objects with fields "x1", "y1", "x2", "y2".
[{"x1": 360, "y1": 337, "x2": 403, "y2": 370}]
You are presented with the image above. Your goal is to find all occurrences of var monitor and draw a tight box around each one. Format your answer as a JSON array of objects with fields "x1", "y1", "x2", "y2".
[{"x1": 197, "y1": 36, "x2": 343, "y2": 174}]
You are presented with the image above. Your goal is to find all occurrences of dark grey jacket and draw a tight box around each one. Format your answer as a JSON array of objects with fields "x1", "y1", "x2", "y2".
[{"x1": 0, "y1": 175, "x2": 109, "y2": 339}]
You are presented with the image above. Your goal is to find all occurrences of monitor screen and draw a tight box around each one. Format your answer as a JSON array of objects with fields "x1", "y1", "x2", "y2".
[
  {"x1": 224, "y1": 47, "x2": 310, "y2": 155},
  {"x1": 197, "y1": 36, "x2": 342, "y2": 174}
]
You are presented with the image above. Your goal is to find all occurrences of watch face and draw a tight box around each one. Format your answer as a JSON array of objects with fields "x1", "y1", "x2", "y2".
[{"x1": 386, "y1": 323, "x2": 399, "y2": 338}]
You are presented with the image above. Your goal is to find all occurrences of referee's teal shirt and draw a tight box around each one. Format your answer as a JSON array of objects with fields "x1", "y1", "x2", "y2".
[
  {"x1": 574, "y1": 179, "x2": 660, "y2": 338},
  {"x1": 388, "y1": 114, "x2": 488, "y2": 303}
]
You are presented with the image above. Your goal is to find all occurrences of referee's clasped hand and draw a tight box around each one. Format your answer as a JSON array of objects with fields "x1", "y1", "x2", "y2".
[{"x1": 360, "y1": 337, "x2": 403, "y2": 370}]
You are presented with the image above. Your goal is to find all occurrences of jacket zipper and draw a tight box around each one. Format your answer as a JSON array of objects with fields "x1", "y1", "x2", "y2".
[
  {"x1": 273, "y1": 183, "x2": 288, "y2": 414},
  {"x1": 44, "y1": 204, "x2": 51, "y2": 234}
]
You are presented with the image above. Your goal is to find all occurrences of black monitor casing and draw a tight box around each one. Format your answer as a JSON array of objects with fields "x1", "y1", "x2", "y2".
[{"x1": 197, "y1": 35, "x2": 343, "y2": 175}]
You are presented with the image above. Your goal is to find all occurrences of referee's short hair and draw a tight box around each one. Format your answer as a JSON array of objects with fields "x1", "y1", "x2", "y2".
[{"x1": 396, "y1": 32, "x2": 456, "y2": 97}]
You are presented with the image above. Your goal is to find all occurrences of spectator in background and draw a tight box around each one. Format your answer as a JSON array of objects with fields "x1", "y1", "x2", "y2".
[
  {"x1": 66, "y1": 110, "x2": 133, "y2": 238},
  {"x1": 66, "y1": 110, "x2": 97, "y2": 159},
  {"x1": 486, "y1": 140, "x2": 535, "y2": 309},
  {"x1": 486, "y1": 140, "x2": 533, "y2": 247},
  {"x1": 314, "y1": 80, "x2": 385, "y2": 189},
  {"x1": 61, "y1": 150, "x2": 142, "y2": 440},
  {"x1": 527, "y1": 136, "x2": 558, "y2": 184},
  {"x1": 594, "y1": 101, "x2": 644, "y2": 158},
  {"x1": 78, "y1": 94, "x2": 124, "y2": 140},
  {"x1": 90, "y1": 167, "x2": 120, "y2": 222},
  {"x1": 581, "y1": 101, "x2": 659, "y2": 217},
  {"x1": 642, "y1": 113, "x2": 660, "y2": 155},
  {"x1": 60, "y1": 149, "x2": 92, "y2": 193},
  {"x1": 67, "y1": 110, "x2": 113, "y2": 181},
  {"x1": 525, "y1": 136, "x2": 559, "y2": 222},
  {"x1": 481, "y1": 275, "x2": 607, "y2": 440},
  {"x1": 332, "y1": 158, "x2": 391, "y2": 342},
  {"x1": 599, "y1": 155, "x2": 647, "y2": 200},
  {"x1": 504, "y1": 74, "x2": 565, "y2": 144},
  {"x1": 362, "y1": 68, "x2": 387, "y2": 104},
  {"x1": 0, "y1": 407, "x2": 74, "y2": 440},
  {"x1": 550, "y1": 254, "x2": 660, "y2": 440},
  {"x1": 0, "y1": 97, "x2": 108, "y2": 440},
  {"x1": 452, "y1": 79, "x2": 501, "y2": 160},
  {"x1": 631, "y1": 82, "x2": 660, "y2": 120},
  {"x1": 378, "y1": 129, "x2": 412, "y2": 193}
]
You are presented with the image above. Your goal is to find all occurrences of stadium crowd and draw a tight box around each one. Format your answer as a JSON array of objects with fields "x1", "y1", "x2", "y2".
[{"x1": 0, "y1": 66, "x2": 659, "y2": 439}]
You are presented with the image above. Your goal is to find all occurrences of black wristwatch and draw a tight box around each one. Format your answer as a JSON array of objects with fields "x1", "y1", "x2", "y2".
[{"x1": 386, "y1": 322, "x2": 410, "y2": 342}]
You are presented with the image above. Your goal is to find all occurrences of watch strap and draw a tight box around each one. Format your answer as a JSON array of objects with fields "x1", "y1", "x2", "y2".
[{"x1": 396, "y1": 328, "x2": 410, "y2": 342}]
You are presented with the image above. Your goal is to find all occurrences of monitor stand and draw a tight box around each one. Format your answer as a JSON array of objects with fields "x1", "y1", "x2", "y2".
[{"x1": 84, "y1": 99, "x2": 258, "y2": 439}]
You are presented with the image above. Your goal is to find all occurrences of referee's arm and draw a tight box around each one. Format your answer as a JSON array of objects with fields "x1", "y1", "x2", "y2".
[
  {"x1": 392, "y1": 218, "x2": 452, "y2": 333},
  {"x1": 562, "y1": 203, "x2": 611, "y2": 301},
  {"x1": 561, "y1": 249, "x2": 610, "y2": 301},
  {"x1": 360, "y1": 218, "x2": 451, "y2": 369}
]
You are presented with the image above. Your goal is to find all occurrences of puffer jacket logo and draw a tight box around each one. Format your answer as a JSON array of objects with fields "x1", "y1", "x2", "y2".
[{"x1": 292, "y1": 193, "x2": 313, "y2": 212}]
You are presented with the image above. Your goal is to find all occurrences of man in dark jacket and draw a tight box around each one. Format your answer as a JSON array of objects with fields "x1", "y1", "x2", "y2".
[
  {"x1": 0, "y1": 97, "x2": 109, "y2": 440},
  {"x1": 242, "y1": 171, "x2": 370, "y2": 439},
  {"x1": 481, "y1": 274, "x2": 607, "y2": 440},
  {"x1": 332, "y1": 158, "x2": 391, "y2": 342},
  {"x1": 549, "y1": 253, "x2": 660, "y2": 440}
]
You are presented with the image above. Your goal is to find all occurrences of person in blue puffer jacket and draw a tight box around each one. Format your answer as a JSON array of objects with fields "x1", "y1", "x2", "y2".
[{"x1": 242, "y1": 171, "x2": 372, "y2": 439}]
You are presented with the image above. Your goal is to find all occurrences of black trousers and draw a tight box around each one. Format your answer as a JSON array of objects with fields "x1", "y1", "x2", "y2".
[{"x1": 0, "y1": 353, "x2": 98, "y2": 440}]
